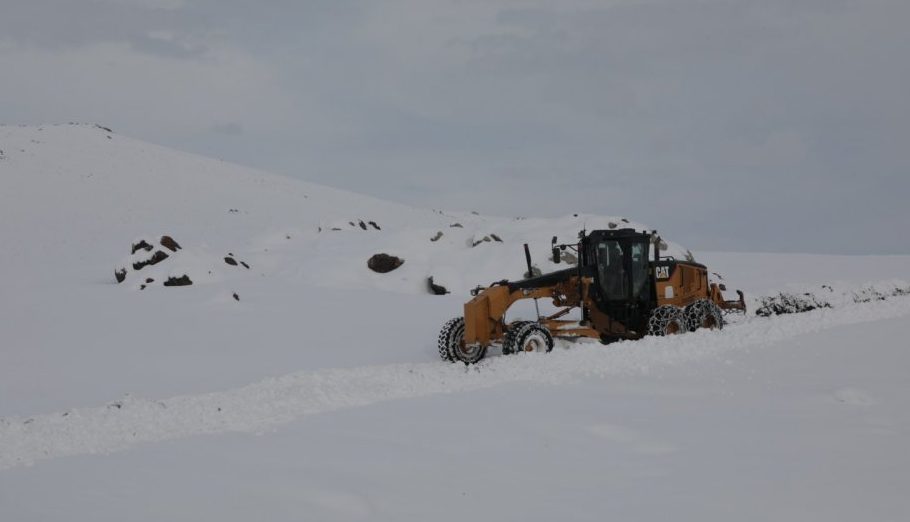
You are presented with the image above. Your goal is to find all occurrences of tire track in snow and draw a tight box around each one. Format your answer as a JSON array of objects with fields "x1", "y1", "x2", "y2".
[{"x1": 3, "y1": 295, "x2": 910, "y2": 470}]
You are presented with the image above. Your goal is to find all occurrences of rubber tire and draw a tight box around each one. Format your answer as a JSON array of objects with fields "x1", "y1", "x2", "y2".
[
  {"x1": 502, "y1": 321, "x2": 532, "y2": 355},
  {"x1": 647, "y1": 305, "x2": 686, "y2": 336},
  {"x1": 512, "y1": 322, "x2": 554, "y2": 353},
  {"x1": 438, "y1": 316, "x2": 488, "y2": 364},
  {"x1": 683, "y1": 299, "x2": 724, "y2": 332},
  {"x1": 437, "y1": 317, "x2": 463, "y2": 362}
]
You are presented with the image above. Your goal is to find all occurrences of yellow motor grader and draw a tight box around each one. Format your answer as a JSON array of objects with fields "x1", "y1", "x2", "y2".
[{"x1": 438, "y1": 228, "x2": 745, "y2": 364}]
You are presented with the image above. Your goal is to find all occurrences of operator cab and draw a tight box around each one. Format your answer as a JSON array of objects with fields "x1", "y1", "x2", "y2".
[{"x1": 582, "y1": 229, "x2": 656, "y2": 332}]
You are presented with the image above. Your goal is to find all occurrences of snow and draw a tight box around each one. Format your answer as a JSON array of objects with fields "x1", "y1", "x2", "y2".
[{"x1": 2, "y1": 125, "x2": 909, "y2": 520}]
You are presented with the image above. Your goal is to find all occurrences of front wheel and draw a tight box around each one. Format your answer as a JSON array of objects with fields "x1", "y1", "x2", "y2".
[
  {"x1": 502, "y1": 321, "x2": 532, "y2": 355},
  {"x1": 437, "y1": 317, "x2": 463, "y2": 362},
  {"x1": 512, "y1": 323, "x2": 554, "y2": 353},
  {"x1": 438, "y1": 316, "x2": 487, "y2": 364}
]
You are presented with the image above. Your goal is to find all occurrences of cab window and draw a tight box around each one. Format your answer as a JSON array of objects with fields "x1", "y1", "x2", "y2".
[
  {"x1": 630, "y1": 241, "x2": 650, "y2": 299},
  {"x1": 596, "y1": 240, "x2": 627, "y2": 300}
]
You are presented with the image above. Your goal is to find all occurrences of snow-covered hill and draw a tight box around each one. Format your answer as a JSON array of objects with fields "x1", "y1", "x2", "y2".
[
  {"x1": 0, "y1": 123, "x2": 690, "y2": 297},
  {"x1": 2, "y1": 125, "x2": 909, "y2": 521}
]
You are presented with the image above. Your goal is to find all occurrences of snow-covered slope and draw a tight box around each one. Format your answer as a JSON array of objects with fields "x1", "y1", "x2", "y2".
[
  {"x1": 0, "y1": 123, "x2": 688, "y2": 297},
  {"x1": 2, "y1": 125, "x2": 910, "y2": 521}
]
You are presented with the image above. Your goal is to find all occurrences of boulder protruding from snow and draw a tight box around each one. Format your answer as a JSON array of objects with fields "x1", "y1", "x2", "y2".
[
  {"x1": 223, "y1": 253, "x2": 250, "y2": 269},
  {"x1": 427, "y1": 277, "x2": 449, "y2": 295},
  {"x1": 131, "y1": 240, "x2": 153, "y2": 254},
  {"x1": 132, "y1": 250, "x2": 168, "y2": 270},
  {"x1": 160, "y1": 236, "x2": 181, "y2": 252},
  {"x1": 163, "y1": 275, "x2": 193, "y2": 287},
  {"x1": 367, "y1": 254, "x2": 404, "y2": 273},
  {"x1": 115, "y1": 235, "x2": 201, "y2": 289}
]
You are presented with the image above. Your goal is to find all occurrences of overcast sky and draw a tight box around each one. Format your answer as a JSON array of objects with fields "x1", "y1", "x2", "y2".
[{"x1": 2, "y1": 0, "x2": 908, "y2": 254}]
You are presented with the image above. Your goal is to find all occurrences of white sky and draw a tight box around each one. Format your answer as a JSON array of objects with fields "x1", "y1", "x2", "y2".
[{"x1": 2, "y1": 0, "x2": 908, "y2": 254}]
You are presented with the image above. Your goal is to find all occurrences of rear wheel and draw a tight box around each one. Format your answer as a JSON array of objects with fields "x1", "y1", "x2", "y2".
[
  {"x1": 512, "y1": 323, "x2": 554, "y2": 353},
  {"x1": 647, "y1": 305, "x2": 685, "y2": 336},
  {"x1": 683, "y1": 299, "x2": 724, "y2": 332}
]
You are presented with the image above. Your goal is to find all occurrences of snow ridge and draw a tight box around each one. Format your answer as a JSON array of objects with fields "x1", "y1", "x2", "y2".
[{"x1": 3, "y1": 293, "x2": 909, "y2": 470}]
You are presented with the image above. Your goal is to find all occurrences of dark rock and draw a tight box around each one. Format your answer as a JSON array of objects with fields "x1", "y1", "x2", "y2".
[
  {"x1": 160, "y1": 236, "x2": 181, "y2": 252},
  {"x1": 621, "y1": 218, "x2": 629, "y2": 223},
  {"x1": 163, "y1": 275, "x2": 193, "y2": 287},
  {"x1": 449, "y1": 223, "x2": 463, "y2": 228},
  {"x1": 145, "y1": 278, "x2": 154, "y2": 284},
  {"x1": 490, "y1": 234, "x2": 502, "y2": 242},
  {"x1": 358, "y1": 220, "x2": 368, "y2": 230},
  {"x1": 132, "y1": 250, "x2": 168, "y2": 270},
  {"x1": 427, "y1": 277, "x2": 449, "y2": 295},
  {"x1": 232, "y1": 293, "x2": 240, "y2": 301},
  {"x1": 349, "y1": 221, "x2": 356, "y2": 227},
  {"x1": 607, "y1": 222, "x2": 617, "y2": 229},
  {"x1": 430, "y1": 231, "x2": 443, "y2": 242},
  {"x1": 115, "y1": 267, "x2": 127, "y2": 283},
  {"x1": 131, "y1": 240, "x2": 153, "y2": 254},
  {"x1": 224, "y1": 256, "x2": 238, "y2": 266},
  {"x1": 367, "y1": 254, "x2": 404, "y2": 273},
  {"x1": 368, "y1": 221, "x2": 381, "y2": 230},
  {"x1": 240, "y1": 261, "x2": 250, "y2": 269},
  {"x1": 140, "y1": 284, "x2": 146, "y2": 290}
]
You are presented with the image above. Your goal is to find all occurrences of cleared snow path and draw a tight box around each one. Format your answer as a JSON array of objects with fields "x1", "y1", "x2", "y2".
[{"x1": 3, "y1": 295, "x2": 910, "y2": 470}]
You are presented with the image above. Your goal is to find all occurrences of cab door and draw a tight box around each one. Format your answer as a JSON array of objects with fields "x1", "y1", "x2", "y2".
[{"x1": 590, "y1": 238, "x2": 653, "y2": 332}]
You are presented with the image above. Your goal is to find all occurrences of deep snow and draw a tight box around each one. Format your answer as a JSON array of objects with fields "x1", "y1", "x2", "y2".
[{"x1": 2, "y1": 125, "x2": 909, "y2": 521}]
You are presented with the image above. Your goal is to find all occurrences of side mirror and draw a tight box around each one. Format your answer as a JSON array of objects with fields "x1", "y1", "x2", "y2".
[{"x1": 551, "y1": 236, "x2": 560, "y2": 264}]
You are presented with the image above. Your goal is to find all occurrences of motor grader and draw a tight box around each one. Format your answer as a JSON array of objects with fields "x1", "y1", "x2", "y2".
[{"x1": 438, "y1": 228, "x2": 745, "y2": 364}]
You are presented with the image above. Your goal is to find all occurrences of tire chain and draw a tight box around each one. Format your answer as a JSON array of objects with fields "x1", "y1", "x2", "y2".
[
  {"x1": 647, "y1": 305, "x2": 685, "y2": 336},
  {"x1": 683, "y1": 299, "x2": 724, "y2": 332}
]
